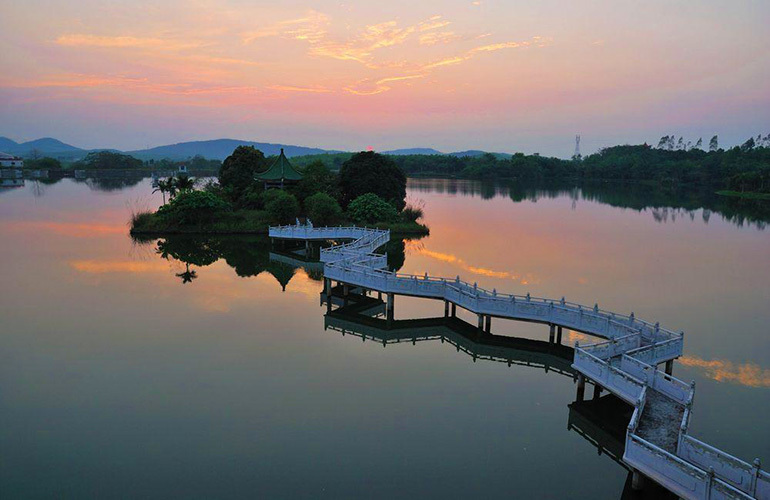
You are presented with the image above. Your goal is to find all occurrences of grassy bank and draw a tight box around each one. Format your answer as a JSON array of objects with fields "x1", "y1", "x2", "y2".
[{"x1": 716, "y1": 190, "x2": 770, "y2": 200}]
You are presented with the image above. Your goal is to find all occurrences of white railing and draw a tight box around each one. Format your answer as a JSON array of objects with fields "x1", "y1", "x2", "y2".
[{"x1": 269, "y1": 223, "x2": 766, "y2": 499}]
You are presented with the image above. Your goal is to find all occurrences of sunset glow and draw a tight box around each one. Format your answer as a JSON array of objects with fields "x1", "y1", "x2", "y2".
[{"x1": 1, "y1": 1, "x2": 768, "y2": 154}]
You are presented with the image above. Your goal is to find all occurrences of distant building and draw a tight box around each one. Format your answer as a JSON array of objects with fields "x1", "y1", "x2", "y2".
[
  {"x1": 0, "y1": 152, "x2": 23, "y2": 168},
  {"x1": 178, "y1": 164, "x2": 189, "y2": 175},
  {"x1": 255, "y1": 148, "x2": 303, "y2": 189}
]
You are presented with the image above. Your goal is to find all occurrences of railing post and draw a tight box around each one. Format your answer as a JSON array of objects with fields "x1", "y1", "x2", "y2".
[{"x1": 751, "y1": 458, "x2": 761, "y2": 495}]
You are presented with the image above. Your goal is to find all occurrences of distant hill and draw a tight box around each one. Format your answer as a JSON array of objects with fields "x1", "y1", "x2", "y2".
[
  {"x1": 128, "y1": 139, "x2": 340, "y2": 161},
  {"x1": 0, "y1": 136, "x2": 84, "y2": 157},
  {"x1": 0, "y1": 135, "x2": 511, "y2": 162},
  {"x1": 382, "y1": 148, "x2": 444, "y2": 155}
]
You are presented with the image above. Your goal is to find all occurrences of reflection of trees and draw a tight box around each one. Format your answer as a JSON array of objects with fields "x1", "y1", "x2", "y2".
[
  {"x1": 409, "y1": 178, "x2": 769, "y2": 229},
  {"x1": 79, "y1": 176, "x2": 144, "y2": 192},
  {"x1": 130, "y1": 233, "x2": 423, "y2": 287}
]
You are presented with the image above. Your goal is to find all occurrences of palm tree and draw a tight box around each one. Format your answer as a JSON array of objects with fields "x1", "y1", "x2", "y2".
[
  {"x1": 175, "y1": 263, "x2": 197, "y2": 284},
  {"x1": 166, "y1": 176, "x2": 179, "y2": 200},
  {"x1": 153, "y1": 178, "x2": 171, "y2": 204},
  {"x1": 175, "y1": 175, "x2": 195, "y2": 193}
]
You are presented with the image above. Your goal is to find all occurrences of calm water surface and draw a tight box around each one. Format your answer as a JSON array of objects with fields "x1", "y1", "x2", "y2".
[{"x1": 1, "y1": 178, "x2": 768, "y2": 499}]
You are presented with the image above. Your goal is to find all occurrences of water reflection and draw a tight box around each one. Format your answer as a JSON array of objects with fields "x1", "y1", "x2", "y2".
[
  {"x1": 323, "y1": 290, "x2": 675, "y2": 499},
  {"x1": 131, "y1": 234, "x2": 418, "y2": 288},
  {"x1": 408, "y1": 178, "x2": 770, "y2": 228}
]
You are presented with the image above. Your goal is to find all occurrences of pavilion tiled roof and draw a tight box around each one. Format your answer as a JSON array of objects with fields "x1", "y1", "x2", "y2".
[{"x1": 256, "y1": 148, "x2": 303, "y2": 181}]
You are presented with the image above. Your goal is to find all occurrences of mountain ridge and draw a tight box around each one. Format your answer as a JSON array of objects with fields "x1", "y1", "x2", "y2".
[{"x1": 0, "y1": 136, "x2": 511, "y2": 161}]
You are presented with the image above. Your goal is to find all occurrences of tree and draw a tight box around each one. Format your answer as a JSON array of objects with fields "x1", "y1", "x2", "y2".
[
  {"x1": 694, "y1": 138, "x2": 703, "y2": 150},
  {"x1": 153, "y1": 178, "x2": 172, "y2": 204},
  {"x1": 347, "y1": 193, "x2": 398, "y2": 224},
  {"x1": 265, "y1": 190, "x2": 300, "y2": 224},
  {"x1": 305, "y1": 192, "x2": 342, "y2": 225},
  {"x1": 740, "y1": 137, "x2": 755, "y2": 152},
  {"x1": 709, "y1": 135, "x2": 719, "y2": 152},
  {"x1": 219, "y1": 146, "x2": 267, "y2": 199},
  {"x1": 175, "y1": 175, "x2": 195, "y2": 193},
  {"x1": 294, "y1": 160, "x2": 338, "y2": 202},
  {"x1": 75, "y1": 151, "x2": 142, "y2": 169},
  {"x1": 339, "y1": 151, "x2": 407, "y2": 210}
]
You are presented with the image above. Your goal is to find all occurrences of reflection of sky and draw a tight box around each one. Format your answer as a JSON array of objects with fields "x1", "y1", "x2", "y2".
[{"x1": 0, "y1": 178, "x2": 768, "y2": 496}]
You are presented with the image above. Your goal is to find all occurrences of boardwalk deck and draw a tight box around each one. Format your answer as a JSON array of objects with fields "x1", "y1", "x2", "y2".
[{"x1": 269, "y1": 224, "x2": 769, "y2": 500}]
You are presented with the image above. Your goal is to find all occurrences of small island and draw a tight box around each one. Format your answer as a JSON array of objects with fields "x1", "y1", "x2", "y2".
[{"x1": 130, "y1": 147, "x2": 429, "y2": 236}]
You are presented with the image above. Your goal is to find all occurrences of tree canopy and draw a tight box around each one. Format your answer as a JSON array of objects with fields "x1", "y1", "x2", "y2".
[
  {"x1": 75, "y1": 151, "x2": 142, "y2": 169},
  {"x1": 339, "y1": 151, "x2": 407, "y2": 210},
  {"x1": 219, "y1": 146, "x2": 268, "y2": 198}
]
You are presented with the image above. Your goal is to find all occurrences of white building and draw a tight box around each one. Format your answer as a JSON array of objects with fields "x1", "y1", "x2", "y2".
[{"x1": 0, "y1": 152, "x2": 23, "y2": 168}]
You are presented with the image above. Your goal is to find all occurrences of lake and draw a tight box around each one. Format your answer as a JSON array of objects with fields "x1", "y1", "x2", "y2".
[{"x1": 1, "y1": 177, "x2": 768, "y2": 499}]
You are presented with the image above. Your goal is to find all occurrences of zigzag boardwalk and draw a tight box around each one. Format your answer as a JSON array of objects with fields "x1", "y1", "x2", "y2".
[{"x1": 270, "y1": 223, "x2": 769, "y2": 500}]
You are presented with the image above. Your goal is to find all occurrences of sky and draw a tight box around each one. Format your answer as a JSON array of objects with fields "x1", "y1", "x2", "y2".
[{"x1": 0, "y1": 0, "x2": 768, "y2": 157}]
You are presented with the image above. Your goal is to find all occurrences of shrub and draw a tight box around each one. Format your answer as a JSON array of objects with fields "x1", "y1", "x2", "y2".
[
  {"x1": 156, "y1": 190, "x2": 232, "y2": 225},
  {"x1": 265, "y1": 190, "x2": 300, "y2": 224},
  {"x1": 305, "y1": 192, "x2": 342, "y2": 225},
  {"x1": 347, "y1": 193, "x2": 398, "y2": 224},
  {"x1": 401, "y1": 199, "x2": 424, "y2": 222}
]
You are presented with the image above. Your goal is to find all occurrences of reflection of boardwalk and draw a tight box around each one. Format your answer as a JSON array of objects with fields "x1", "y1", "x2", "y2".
[
  {"x1": 324, "y1": 300, "x2": 575, "y2": 377},
  {"x1": 271, "y1": 224, "x2": 769, "y2": 500}
]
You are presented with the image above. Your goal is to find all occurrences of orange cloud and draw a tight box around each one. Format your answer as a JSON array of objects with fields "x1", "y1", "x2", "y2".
[
  {"x1": 268, "y1": 84, "x2": 332, "y2": 93},
  {"x1": 56, "y1": 34, "x2": 203, "y2": 51},
  {"x1": 679, "y1": 356, "x2": 770, "y2": 388}
]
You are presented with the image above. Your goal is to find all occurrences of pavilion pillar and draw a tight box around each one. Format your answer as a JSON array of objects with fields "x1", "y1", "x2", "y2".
[
  {"x1": 343, "y1": 283, "x2": 349, "y2": 307},
  {"x1": 557, "y1": 326, "x2": 563, "y2": 344},
  {"x1": 444, "y1": 300, "x2": 450, "y2": 317},
  {"x1": 484, "y1": 315, "x2": 491, "y2": 333},
  {"x1": 577, "y1": 374, "x2": 586, "y2": 402},
  {"x1": 665, "y1": 360, "x2": 674, "y2": 376},
  {"x1": 593, "y1": 383, "x2": 602, "y2": 399},
  {"x1": 451, "y1": 303, "x2": 457, "y2": 317},
  {"x1": 549, "y1": 324, "x2": 556, "y2": 343},
  {"x1": 477, "y1": 314, "x2": 484, "y2": 332},
  {"x1": 386, "y1": 293, "x2": 394, "y2": 322}
]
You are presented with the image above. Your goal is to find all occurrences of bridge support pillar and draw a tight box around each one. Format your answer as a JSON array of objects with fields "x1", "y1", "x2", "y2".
[
  {"x1": 343, "y1": 283, "x2": 349, "y2": 307},
  {"x1": 593, "y1": 384, "x2": 602, "y2": 399},
  {"x1": 477, "y1": 314, "x2": 484, "y2": 332},
  {"x1": 325, "y1": 278, "x2": 332, "y2": 312},
  {"x1": 444, "y1": 300, "x2": 450, "y2": 317},
  {"x1": 484, "y1": 315, "x2": 491, "y2": 333},
  {"x1": 305, "y1": 240, "x2": 310, "y2": 255},
  {"x1": 549, "y1": 324, "x2": 555, "y2": 343},
  {"x1": 386, "y1": 293, "x2": 394, "y2": 322},
  {"x1": 557, "y1": 326, "x2": 563, "y2": 344},
  {"x1": 665, "y1": 359, "x2": 674, "y2": 375},
  {"x1": 631, "y1": 470, "x2": 645, "y2": 490},
  {"x1": 576, "y1": 374, "x2": 586, "y2": 402},
  {"x1": 378, "y1": 291, "x2": 382, "y2": 301},
  {"x1": 451, "y1": 303, "x2": 457, "y2": 317}
]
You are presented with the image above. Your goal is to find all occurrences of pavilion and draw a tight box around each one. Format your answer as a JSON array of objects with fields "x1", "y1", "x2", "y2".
[{"x1": 255, "y1": 148, "x2": 303, "y2": 189}]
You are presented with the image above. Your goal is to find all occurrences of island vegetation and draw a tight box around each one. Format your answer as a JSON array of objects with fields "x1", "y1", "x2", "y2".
[{"x1": 130, "y1": 147, "x2": 429, "y2": 235}]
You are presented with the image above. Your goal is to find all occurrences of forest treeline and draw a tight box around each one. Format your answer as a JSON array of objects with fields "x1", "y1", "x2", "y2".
[{"x1": 389, "y1": 136, "x2": 770, "y2": 194}]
